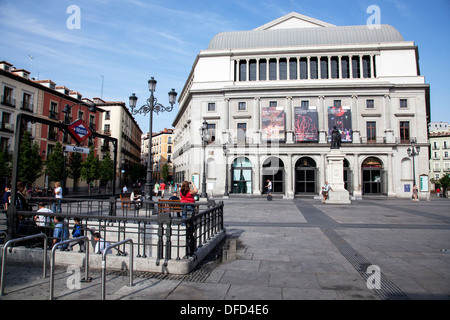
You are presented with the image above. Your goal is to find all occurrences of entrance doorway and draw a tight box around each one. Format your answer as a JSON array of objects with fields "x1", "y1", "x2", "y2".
[
  {"x1": 362, "y1": 157, "x2": 384, "y2": 195},
  {"x1": 295, "y1": 157, "x2": 317, "y2": 194},
  {"x1": 262, "y1": 157, "x2": 284, "y2": 194},
  {"x1": 231, "y1": 157, "x2": 252, "y2": 194}
]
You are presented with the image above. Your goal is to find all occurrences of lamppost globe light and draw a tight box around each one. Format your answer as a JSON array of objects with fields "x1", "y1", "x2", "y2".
[
  {"x1": 407, "y1": 147, "x2": 412, "y2": 157},
  {"x1": 129, "y1": 93, "x2": 138, "y2": 110},
  {"x1": 148, "y1": 77, "x2": 157, "y2": 92},
  {"x1": 169, "y1": 89, "x2": 177, "y2": 105}
]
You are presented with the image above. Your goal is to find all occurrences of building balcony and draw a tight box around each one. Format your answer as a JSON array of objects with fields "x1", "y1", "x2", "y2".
[
  {"x1": 0, "y1": 122, "x2": 14, "y2": 133},
  {"x1": 1, "y1": 96, "x2": 16, "y2": 108}
]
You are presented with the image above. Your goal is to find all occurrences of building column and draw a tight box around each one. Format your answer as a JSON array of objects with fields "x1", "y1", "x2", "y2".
[
  {"x1": 351, "y1": 95, "x2": 360, "y2": 143},
  {"x1": 254, "y1": 156, "x2": 261, "y2": 195},
  {"x1": 318, "y1": 95, "x2": 327, "y2": 143},
  {"x1": 317, "y1": 56, "x2": 321, "y2": 79},
  {"x1": 353, "y1": 153, "x2": 362, "y2": 198},
  {"x1": 256, "y1": 58, "x2": 260, "y2": 81},
  {"x1": 276, "y1": 57, "x2": 280, "y2": 80},
  {"x1": 235, "y1": 59, "x2": 240, "y2": 82},
  {"x1": 328, "y1": 56, "x2": 332, "y2": 79},
  {"x1": 285, "y1": 154, "x2": 294, "y2": 199},
  {"x1": 359, "y1": 55, "x2": 363, "y2": 78},
  {"x1": 384, "y1": 94, "x2": 395, "y2": 143},
  {"x1": 338, "y1": 55, "x2": 342, "y2": 79},
  {"x1": 254, "y1": 97, "x2": 261, "y2": 144},
  {"x1": 286, "y1": 96, "x2": 294, "y2": 143},
  {"x1": 349, "y1": 55, "x2": 353, "y2": 79},
  {"x1": 307, "y1": 56, "x2": 311, "y2": 79},
  {"x1": 370, "y1": 54, "x2": 375, "y2": 78},
  {"x1": 297, "y1": 57, "x2": 301, "y2": 80},
  {"x1": 222, "y1": 98, "x2": 230, "y2": 143},
  {"x1": 246, "y1": 59, "x2": 250, "y2": 82}
]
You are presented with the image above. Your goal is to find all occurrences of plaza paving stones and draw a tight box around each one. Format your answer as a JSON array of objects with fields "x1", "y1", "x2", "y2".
[{"x1": 0, "y1": 196, "x2": 449, "y2": 301}]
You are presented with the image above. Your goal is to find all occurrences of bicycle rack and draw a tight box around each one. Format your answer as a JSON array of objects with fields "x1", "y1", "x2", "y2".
[
  {"x1": 1, "y1": 233, "x2": 48, "y2": 296},
  {"x1": 49, "y1": 236, "x2": 91, "y2": 300},
  {"x1": 101, "y1": 238, "x2": 133, "y2": 300}
]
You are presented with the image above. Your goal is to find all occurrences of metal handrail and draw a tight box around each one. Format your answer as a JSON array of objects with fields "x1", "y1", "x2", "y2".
[
  {"x1": 101, "y1": 238, "x2": 133, "y2": 300},
  {"x1": 1, "y1": 233, "x2": 48, "y2": 295},
  {"x1": 49, "y1": 236, "x2": 90, "y2": 300}
]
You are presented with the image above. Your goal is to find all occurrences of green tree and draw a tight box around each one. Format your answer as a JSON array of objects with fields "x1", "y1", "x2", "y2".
[
  {"x1": 68, "y1": 152, "x2": 83, "y2": 192},
  {"x1": 45, "y1": 142, "x2": 66, "y2": 184},
  {"x1": 161, "y1": 163, "x2": 170, "y2": 182},
  {"x1": 18, "y1": 130, "x2": 43, "y2": 187},
  {"x1": 0, "y1": 148, "x2": 12, "y2": 183},
  {"x1": 439, "y1": 174, "x2": 450, "y2": 198},
  {"x1": 99, "y1": 152, "x2": 114, "y2": 193},
  {"x1": 81, "y1": 146, "x2": 100, "y2": 194}
]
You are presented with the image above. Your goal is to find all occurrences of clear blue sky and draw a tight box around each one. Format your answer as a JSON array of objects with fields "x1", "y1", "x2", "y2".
[{"x1": 1, "y1": 0, "x2": 449, "y2": 133}]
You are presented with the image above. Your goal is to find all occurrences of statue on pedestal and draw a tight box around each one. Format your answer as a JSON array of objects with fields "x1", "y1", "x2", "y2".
[{"x1": 331, "y1": 126, "x2": 341, "y2": 149}]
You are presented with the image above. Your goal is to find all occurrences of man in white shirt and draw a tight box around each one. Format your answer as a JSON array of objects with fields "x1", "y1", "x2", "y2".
[
  {"x1": 321, "y1": 181, "x2": 333, "y2": 203},
  {"x1": 94, "y1": 232, "x2": 112, "y2": 255}
]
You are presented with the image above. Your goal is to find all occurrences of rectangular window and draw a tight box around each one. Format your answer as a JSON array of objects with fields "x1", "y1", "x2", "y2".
[
  {"x1": 352, "y1": 57, "x2": 360, "y2": 78},
  {"x1": 333, "y1": 100, "x2": 342, "y2": 108},
  {"x1": 299, "y1": 58, "x2": 308, "y2": 79},
  {"x1": 279, "y1": 58, "x2": 287, "y2": 80},
  {"x1": 207, "y1": 123, "x2": 216, "y2": 144},
  {"x1": 366, "y1": 121, "x2": 376, "y2": 143},
  {"x1": 301, "y1": 101, "x2": 309, "y2": 108},
  {"x1": 239, "y1": 61, "x2": 246, "y2": 81},
  {"x1": 400, "y1": 121, "x2": 410, "y2": 143},
  {"x1": 331, "y1": 57, "x2": 339, "y2": 79},
  {"x1": 400, "y1": 99, "x2": 408, "y2": 109},
  {"x1": 341, "y1": 57, "x2": 350, "y2": 79},
  {"x1": 104, "y1": 124, "x2": 110, "y2": 134},
  {"x1": 366, "y1": 99, "x2": 375, "y2": 109},
  {"x1": 309, "y1": 57, "x2": 318, "y2": 79},
  {"x1": 269, "y1": 101, "x2": 277, "y2": 108},
  {"x1": 249, "y1": 60, "x2": 257, "y2": 81},
  {"x1": 238, "y1": 102, "x2": 246, "y2": 111},
  {"x1": 208, "y1": 103, "x2": 215, "y2": 112},
  {"x1": 22, "y1": 92, "x2": 32, "y2": 111},
  {"x1": 269, "y1": 59, "x2": 277, "y2": 80},
  {"x1": 105, "y1": 111, "x2": 110, "y2": 120},
  {"x1": 259, "y1": 59, "x2": 267, "y2": 81},
  {"x1": 2, "y1": 86, "x2": 14, "y2": 107},
  {"x1": 320, "y1": 57, "x2": 328, "y2": 79},
  {"x1": 237, "y1": 123, "x2": 247, "y2": 143},
  {"x1": 362, "y1": 56, "x2": 371, "y2": 78},
  {"x1": 289, "y1": 58, "x2": 297, "y2": 80},
  {"x1": 49, "y1": 101, "x2": 58, "y2": 119}
]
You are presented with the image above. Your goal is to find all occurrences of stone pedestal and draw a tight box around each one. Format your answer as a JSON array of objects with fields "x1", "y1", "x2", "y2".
[{"x1": 326, "y1": 150, "x2": 351, "y2": 204}]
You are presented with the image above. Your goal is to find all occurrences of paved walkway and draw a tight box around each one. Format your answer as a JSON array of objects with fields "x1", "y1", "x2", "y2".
[{"x1": 0, "y1": 197, "x2": 449, "y2": 303}]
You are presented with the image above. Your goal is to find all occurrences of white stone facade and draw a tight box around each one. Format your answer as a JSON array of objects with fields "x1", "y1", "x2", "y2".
[{"x1": 172, "y1": 13, "x2": 430, "y2": 199}]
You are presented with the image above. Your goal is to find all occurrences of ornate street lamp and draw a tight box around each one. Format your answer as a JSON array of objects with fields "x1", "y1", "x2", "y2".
[
  {"x1": 129, "y1": 77, "x2": 177, "y2": 201},
  {"x1": 407, "y1": 141, "x2": 420, "y2": 186},
  {"x1": 199, "y1": 120, "x2": 211, "y2": 199},
  {"x1": 223, "y1": 144, "x2": 229, "y2": 197}
]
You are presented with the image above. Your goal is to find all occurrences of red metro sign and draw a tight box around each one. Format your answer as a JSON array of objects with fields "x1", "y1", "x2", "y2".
[{"x1": 67, "y1": 119, "x2": 92, "y2": 144}]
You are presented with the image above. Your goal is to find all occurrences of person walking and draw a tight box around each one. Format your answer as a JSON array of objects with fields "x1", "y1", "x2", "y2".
[
  {"x1": 160, "y1": 181, "x2": 166, "y2": 198},
  {"x1": 412, "y1": 184, "x2": 418, "y2": 202}
]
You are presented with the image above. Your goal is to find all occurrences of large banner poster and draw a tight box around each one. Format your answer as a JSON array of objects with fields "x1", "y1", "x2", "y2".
[
  {"x1": 328, "y1": 106, "x2": 352, "y2": 142},
  {"x1": 294, "y1": 106, "x2": 319, "y2": 142},
  {"x1": 262, "y1": 107, "x2": 285, "y2": 141}
]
